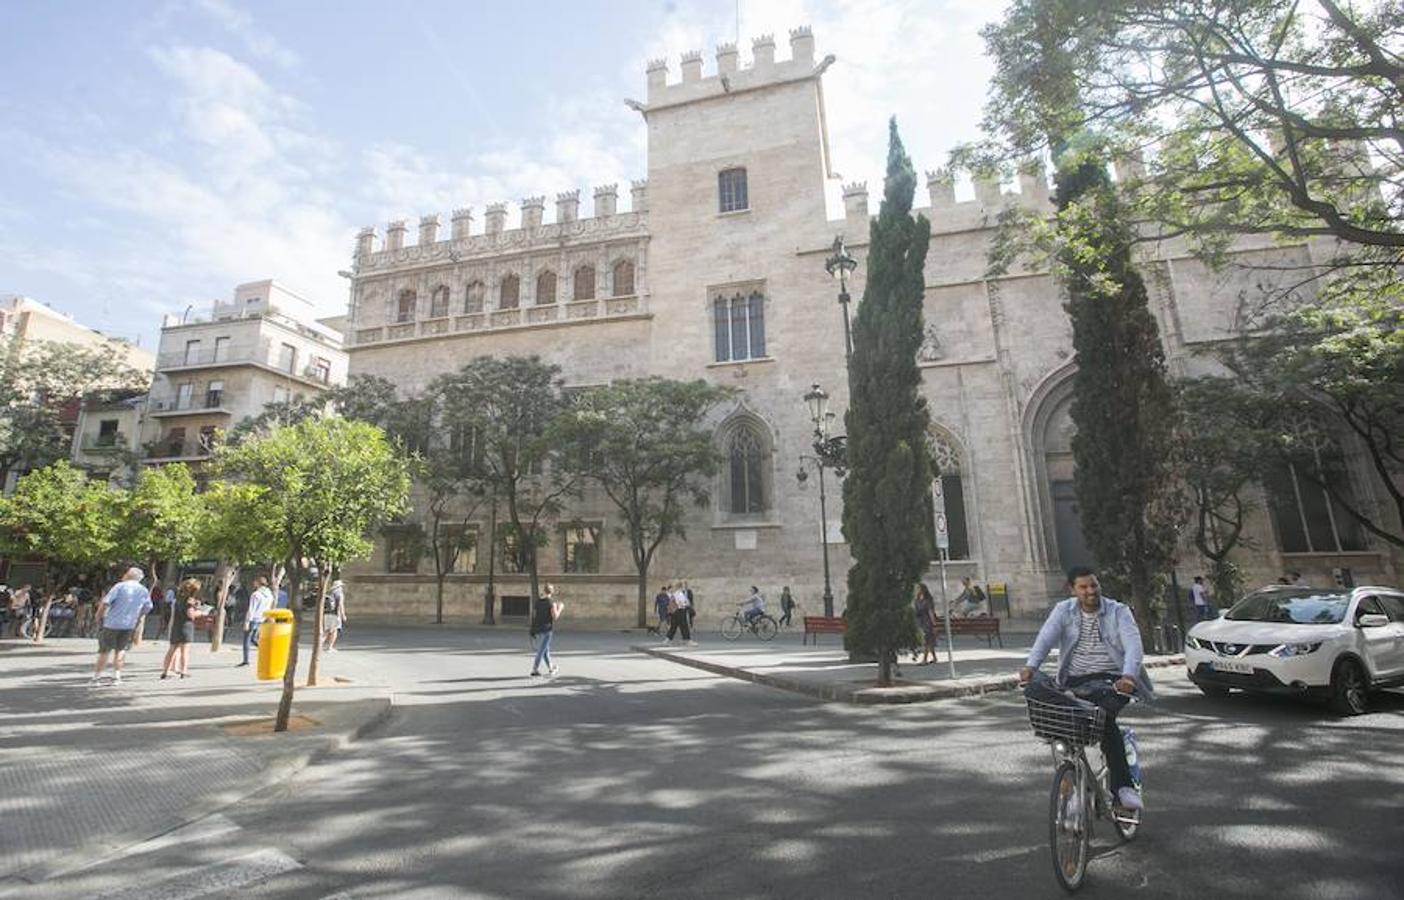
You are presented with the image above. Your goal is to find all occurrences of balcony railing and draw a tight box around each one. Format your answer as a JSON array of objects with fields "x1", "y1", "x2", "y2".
[
  {"x1": 350, "y1": 294, "x2": 645, "y2": 346},
  {"x1": 150, "y1": 396, "x2": 230, "y2": 414},
  {"x1": 80, "y1": 433, "x2": 128, "y2": 452},
  {"x1": 145, "y1": 442, "x2": 212, "y2": 461}
]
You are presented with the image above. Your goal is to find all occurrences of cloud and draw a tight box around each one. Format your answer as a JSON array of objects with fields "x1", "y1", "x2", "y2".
[{"x1": 190, "y1": 0, "x2": 299, "y2": 68}]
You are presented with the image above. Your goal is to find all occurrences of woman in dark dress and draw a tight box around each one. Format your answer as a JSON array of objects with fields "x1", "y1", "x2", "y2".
[
  {"x1": 160, "y1": 578, "x2": 202, "y2": 680},
  {"x1": 914, "y1": 583, "x2": 939, "y2": 666}
]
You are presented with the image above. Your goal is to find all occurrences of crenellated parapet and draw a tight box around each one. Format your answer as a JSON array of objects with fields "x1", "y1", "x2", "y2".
[
  {"x1": 911, "y1": 164, "x2": 1055, "y2": 234},
  {"x1": 351, "y1": 178, "x2": 649, "y2": 276},
  {"x1": 642, "y1": 26, "x2": 830, "y2": 111}
]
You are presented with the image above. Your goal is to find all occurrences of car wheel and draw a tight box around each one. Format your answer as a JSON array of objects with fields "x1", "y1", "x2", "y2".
[
  {"x1": 1329, "y1": 659, "x2": 1369, "y2": 716},
  {"x1": 1196, "y1": 683, "x2": 1231, "y2": 699}
]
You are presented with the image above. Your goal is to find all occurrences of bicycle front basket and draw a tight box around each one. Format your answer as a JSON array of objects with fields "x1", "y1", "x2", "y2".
[{"x1": 1025, "y1": 696, "x2": 1105, "y2": 747}]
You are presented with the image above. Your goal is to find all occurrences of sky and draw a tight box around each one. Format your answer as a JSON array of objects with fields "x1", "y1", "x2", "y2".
[{"x1": 0, "y1": 0, "x2": 1000, "y2": 348}]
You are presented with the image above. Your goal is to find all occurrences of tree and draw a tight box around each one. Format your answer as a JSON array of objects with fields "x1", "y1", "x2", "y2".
[
  {"x1": 0, "y1": 337, "x2": 147, "y2": 482},
  {"x1": 556, "y1": 378, "x2": 734, "y2": 626},
  {"x1": 120, "y1": 463, "x2": 202, "y2": 581},
  {"x1": 215, "y1": 417, "x2": 409, "y2": 730},
  {"x1": 1216, "y1": 293, "x2": 1404, "y2": 549},
  {"x1": 841, "y1": 119, "x2": 933, "y2": 687},
  {"x1": 197, "y1": 480, "x2": 283, "y2": 653},
  {"x1": 435, "y1": 357, "x2": 581, "y2": 610},
  {"x1": 976, "y1": 0, "x2": 1404, "y2": 302},
  {"x1": 413, "y1": 378, "x2": 489, "y2": 624},
  {"x1": 0, "y1": 461, "x2": 122, "y2": 643},
  {"x1": 227, "y1": 374, "x2": 427, "y2": 450},
  {"x1": 1054, "y1": 146, "x2": 1186, "y2": 634}
]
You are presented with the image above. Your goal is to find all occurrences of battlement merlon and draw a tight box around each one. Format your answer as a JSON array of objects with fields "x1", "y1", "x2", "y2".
[{"x1": 641, "y1": 26, "x2": 830, "y2": 111}]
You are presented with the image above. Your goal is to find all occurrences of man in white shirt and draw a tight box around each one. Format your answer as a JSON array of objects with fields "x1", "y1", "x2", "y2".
[
  {"x1": 238, "y1": 576, "x2": 275, "y2": 668},
  {"x1": 1190, "y1": 576, "x2": 1211, "y2": 621},
  {"x1": 666, "y1": 583, "x2": 694, "y2": 645}
]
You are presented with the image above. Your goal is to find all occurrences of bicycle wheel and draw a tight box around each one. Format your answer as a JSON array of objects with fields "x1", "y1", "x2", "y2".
[
  {"x1": 1049, "y1": 760, "x2": 1090, "y2": 892},
  {"x1": 755, "y1": 615, "x2": 778, "y2": 641},
  {"x1": 720, "y1": 615, "x2": 743, "y2": 641}
]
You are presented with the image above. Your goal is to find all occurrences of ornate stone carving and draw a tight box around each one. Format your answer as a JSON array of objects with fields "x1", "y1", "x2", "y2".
[{"x1": 918, "y1": 323, "x2": 944, "y2": 361}]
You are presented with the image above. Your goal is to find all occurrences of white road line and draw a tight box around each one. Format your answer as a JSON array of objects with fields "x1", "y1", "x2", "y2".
[{"x1": 93, "y1": 848, "x2": 301, "y2": 900}]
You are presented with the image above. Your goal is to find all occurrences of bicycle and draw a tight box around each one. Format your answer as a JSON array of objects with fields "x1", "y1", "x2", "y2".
[
  {"x1": 720, "y1": 610, "x2": 778, "y2": 642},
  {"x1": 1024, "y1": 685, "x2": 1141, "y2": 892}
]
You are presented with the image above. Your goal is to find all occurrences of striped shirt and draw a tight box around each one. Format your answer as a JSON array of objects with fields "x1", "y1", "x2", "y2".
[{"x1": 1066, "y1": 610, "x2": 1119, "y2": 677}]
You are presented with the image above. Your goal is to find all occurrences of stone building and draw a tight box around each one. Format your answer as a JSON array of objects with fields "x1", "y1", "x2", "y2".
[
  {"x1": 142, "y1": 280, "x2": 347, "y2": 468},
  {"x1": 339, "y1": 28, "x2": 1400, "y2": 626}
]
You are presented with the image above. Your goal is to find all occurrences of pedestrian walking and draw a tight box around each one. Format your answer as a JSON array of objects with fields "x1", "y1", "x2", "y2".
[
  {"x1": 322, "y1": 579, "x2": 347, "y2": 652},
  {"x1": 160, "y1": 578, "x2": 201, "y2": 679},
  {"x1": 778, "y1": 586, "x2": 796, "y2": 627},
  {"x1": 90, "y1": 568, "x2": 152, "y2": 686},
  {"x1": 666, "y1": 583, "x2": 694, "y2": 644},
  {"x1": 914, "y1": 583, "x2": 939, "y2": 665},
  {"x1": 652, "y1": 583, "x2": 671, "y2": 636},
  {"x1": 1190, "y1": 575, "x2": 1212, "y2": 621},
  {"x1": 238, "y1": 576, "x2": 274, "y2": 668},
  {"x1": 683, "y1": 580, "x2": 697, "y2": 631},
  {"x1": 530, "y1": 584, "x2": 563, "y2": 677}
]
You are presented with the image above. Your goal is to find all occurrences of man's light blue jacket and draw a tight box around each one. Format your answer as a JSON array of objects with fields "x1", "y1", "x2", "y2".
[{"x1": 1025, "y1": 596, "x2": 1157, "y2": 700}]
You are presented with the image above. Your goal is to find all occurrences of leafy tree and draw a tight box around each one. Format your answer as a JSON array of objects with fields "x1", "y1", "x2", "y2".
[
  {"x1": 227, "y1": 374, "x2": 429, "y2": 451},
  {"x1": 215, "y1": 417, "x2": 409, "y2": 730},
  {"x1": 555, "y1": 378, "x2": 734, "y2": 626},
  {"x1": 975, "y1": 0, "x2": 1404, "y2": 302},
  {"x1": 1213, "y1": 294, "x2": 1404, "y2": 549},
  {"x1": 841, "y1": 120, "x2": 933, "y2": 687},
  {"x1": 0, "y1": 337, "x2": 147, "y2": 482},
  {"x1": 412, "y1": 390, "x2": 488, "y2": 625},
  {"x1": 119, "y1": 463, "x2": 202, "y2": 583},
  {"x1": 0, "y1": 461, "x2": 123, "y2": 642},
  {"x1": 435, "y1": 357, "x2": 581, "y2": 610},
  {"x1": 197, "y1": 480, "x2": 283, "y2": 652}
]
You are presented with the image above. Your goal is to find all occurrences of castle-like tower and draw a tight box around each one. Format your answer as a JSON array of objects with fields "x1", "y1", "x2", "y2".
[{"x1": 338, "y1": 28, "x2": 1398, "y2": 625}]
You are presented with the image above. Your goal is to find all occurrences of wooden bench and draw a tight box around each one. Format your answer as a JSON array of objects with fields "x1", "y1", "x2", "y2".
[
  {"x1": 932, "y1": 616, "x2": 1003, "y2": 648},
  {"x1": 802, "y1": 615, "x2": 847, "y2": 645}
]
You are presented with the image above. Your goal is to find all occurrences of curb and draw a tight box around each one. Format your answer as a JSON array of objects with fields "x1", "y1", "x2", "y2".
[
  {"x1": 4, "y1": 690, "x2": 394, "y2": 888},
  {"x1": 634, "y1": 645, "x2": 1186, "y2": 705}
]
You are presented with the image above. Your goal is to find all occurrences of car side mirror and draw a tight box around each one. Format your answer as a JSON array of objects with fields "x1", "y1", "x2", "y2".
[{"x1": 1357, "y1": 613, "x2": 1390, "y2": 628}]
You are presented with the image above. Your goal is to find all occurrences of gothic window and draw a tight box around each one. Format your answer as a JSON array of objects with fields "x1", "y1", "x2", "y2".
[
  {"x1": 464, "y1": 281, "x2": 485, "y2": 314},
  {"x1": 499, "y1": 274, "x2": 520, "y2": 309},
  {"x1": 926, "y1": 430, "x2": 971, "y2": 561},
  {"x1": 429, "y1": 284, "x2": 450, "y2": 318},
  {"x1": 723, "y1": 421, "x2": 770, "y2": 516},
  {"x1": 573, "y1": 265, "x2": 596, "y2": 301},
  {"x1": 536, "y1": 270, "x2": 557, "y2": 305},
  {"x1": 441, "y1": 525, "x2": 478, "y2": 574},
  {"x1": 1265, "y1": 435, "x2": 1366, "y2": 553},
  {"x1": 713, "y1": 290, "x2": 766, "y2": 362},
  {"x1": 384, "y1": 528, "x2": 421, "y2": 573},
  {"x1": 561, "y1": 522, "x2": 601, "y2": 573},
  {"x1": 718, "y1": 167, "x2": 749, "y2": 212},
  {"x1": 611, "y1": 260, "x2": 635, "y2": 297},
  {"x1": 396, "y1": 289, "x2": 417, "y2": 323}
]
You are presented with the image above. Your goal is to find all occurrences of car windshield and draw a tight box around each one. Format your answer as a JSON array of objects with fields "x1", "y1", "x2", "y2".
[{"x1": 1225, "y1": 589, "x2": 1350, "y2": 625}]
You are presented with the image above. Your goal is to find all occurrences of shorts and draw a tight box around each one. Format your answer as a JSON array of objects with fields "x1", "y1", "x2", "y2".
[{"x1": 98, "y1": 627, "x2": 134, "y2": 653}]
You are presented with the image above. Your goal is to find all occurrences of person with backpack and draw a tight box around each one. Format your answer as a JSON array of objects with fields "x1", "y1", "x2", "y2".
[
  {"x1": 322, "y1": 579, "x2": 347, "y2": 652},
  {"x1": 778, "y1": 586, "x2": 796, "y2": 627},
  {"x1": 529, "y1": 584, "x2": 563, "y2": 677}
]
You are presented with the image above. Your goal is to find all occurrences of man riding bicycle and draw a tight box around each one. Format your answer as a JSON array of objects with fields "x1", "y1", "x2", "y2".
[
  {"x1": 738, "y1": 586, "x2": 766, "y2": 625},
  {"x1": 1018, "y1": 565, "x2": 1154, "y2": 811}
]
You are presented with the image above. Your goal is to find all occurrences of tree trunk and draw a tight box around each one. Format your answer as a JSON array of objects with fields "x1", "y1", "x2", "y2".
[
  {"x1": 210, "y1": 563, "x2": 236, "y2": 653},
  {"x1": 877, "y1": 649, "x2": 893, "y2": 687},
  {"x1": 636, "y1": 570, "x2": 648, "y2": 629},
  {"x1": 435, "y1": 573, "x2": 446, "y2": 625},
  {"x1": 307, "y1": 568, "x2": 330, "y2": 687},
  {"x1": 274, "y1": 562, "x2": 301, "y2": 733},
  {"x1": 482, "y1": 501, "x2": 497, "y2": 625}
]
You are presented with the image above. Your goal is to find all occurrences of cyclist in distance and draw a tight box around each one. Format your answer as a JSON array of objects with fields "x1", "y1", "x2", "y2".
[
  {"x1": 738, "y1": 586, "x2": 766, "y2": 625},
  {"x1": 1018, "y1": 565, "x2": 1155, "y2": 811}
]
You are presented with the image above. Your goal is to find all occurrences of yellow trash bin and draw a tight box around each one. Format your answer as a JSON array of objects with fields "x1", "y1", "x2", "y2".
[{"x1": 257, "y1": 608, "x2": 295, "y2": 681}]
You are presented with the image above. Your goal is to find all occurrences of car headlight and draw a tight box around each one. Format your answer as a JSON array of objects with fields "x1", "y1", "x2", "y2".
[
  {"x1": 1267, "y1": 642, "x2": 1322, "y2": 658},
  {"x1": 1185, "y1": 635, "x2": 1203, "y2": 650}
]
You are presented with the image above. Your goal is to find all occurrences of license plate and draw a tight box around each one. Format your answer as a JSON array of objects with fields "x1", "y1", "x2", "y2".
[{"x1": 1211, "y1": 659, "x2": 1253, "y2": 675}]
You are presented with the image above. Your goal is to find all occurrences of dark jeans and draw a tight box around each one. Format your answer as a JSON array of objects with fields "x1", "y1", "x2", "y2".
[
  {"x1": 1066, "y1": 673, "x2": 1134, "y2": 792},
  {"x1": 241, "y1": 623, "x2": 261, "y2": 664},
  {"x1": 779, "y1": 607, "x2": 793, "y2": 626},
  {"x1": 667, "y1": 608, "x2": 691, "y2": 641}
]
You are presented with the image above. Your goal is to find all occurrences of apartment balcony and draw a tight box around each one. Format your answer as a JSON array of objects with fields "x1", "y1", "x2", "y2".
[
  {"x1": 158, "y1": 343, "x2": 335, "y2": 386},
  {"x1": 79, "y1": 433, "x2": 129, "y2": 453},
  {"x1": 149, "y1": 397, "x2": 233, "y2": 418},
  {"x1": 142, "y1": 442, "x2": 213, "y2": 464}
]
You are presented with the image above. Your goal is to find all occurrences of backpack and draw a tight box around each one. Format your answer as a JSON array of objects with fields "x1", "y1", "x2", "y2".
[{"x1": 323, "y1": 593, "x2": 339, "y2": 615}]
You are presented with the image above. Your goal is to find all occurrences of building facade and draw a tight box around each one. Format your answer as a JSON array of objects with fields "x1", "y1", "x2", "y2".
[
  {"x1": 142, "y1": 280, "x2": 348, "y2": 467},
  {"x1": 339, "y1": 29, "x2": 1401, "y2": 625}
]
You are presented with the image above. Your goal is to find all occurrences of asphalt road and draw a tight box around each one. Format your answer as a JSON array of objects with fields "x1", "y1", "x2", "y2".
[{"x1": 48, "y1": 627, "x2": 1404, "y2": 899}]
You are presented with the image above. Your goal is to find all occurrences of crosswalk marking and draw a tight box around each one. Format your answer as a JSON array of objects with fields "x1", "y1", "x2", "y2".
[{"x1": 93, "y1": 847, "x2": 301, "y2": 900}]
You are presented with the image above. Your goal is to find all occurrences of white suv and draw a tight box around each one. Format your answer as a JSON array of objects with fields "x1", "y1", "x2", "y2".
[{"x1": 1185, "y1": 585, "x2": 1404, "y2": 715}]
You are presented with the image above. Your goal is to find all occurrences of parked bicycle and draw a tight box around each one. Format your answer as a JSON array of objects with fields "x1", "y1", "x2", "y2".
[
  {"x1": 720, "y1": 610, "x2": 778, "y2": 642},
  {"x1": 1024, "y1": 683, "x2": 1142, "y2": 892}
]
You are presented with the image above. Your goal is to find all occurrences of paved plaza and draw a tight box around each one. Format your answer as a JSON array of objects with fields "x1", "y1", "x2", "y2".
[{"x1": 2, "y1": 625, "x2": 1401, "y2": 899}]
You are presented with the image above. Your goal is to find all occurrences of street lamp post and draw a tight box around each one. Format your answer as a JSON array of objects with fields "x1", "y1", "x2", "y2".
[
  {"x1": 800, "y1": 383, "x2": 844, "y2": 617},
  {"x1": 824, "y1": 236, "x2": 858, "y2": 359}
]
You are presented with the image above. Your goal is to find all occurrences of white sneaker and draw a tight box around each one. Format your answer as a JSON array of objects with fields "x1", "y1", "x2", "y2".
[
  {"x1": 1116, "y1": 787, "x2": 1144, "y2": 811},
  {"x1": 112, "y1": 672, "x2": 123, "y2": 685},
  {"x1": 686, "y1": 640, "x2": 698, "y2": 646},
  {"x1": 89, "y1": 675, "x2": 103, "y2": 687},
  {"x1": 548, "y1": 665, "x2": 559, "y2": 675}
]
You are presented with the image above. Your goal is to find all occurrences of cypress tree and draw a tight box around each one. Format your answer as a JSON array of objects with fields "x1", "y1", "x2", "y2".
[
  {"x1": 842, "y1": 119, "x2": 933, "y2": 686},
  {"x1": 1055, "y1": 150, "x2": 1182, "y2": 637}
]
